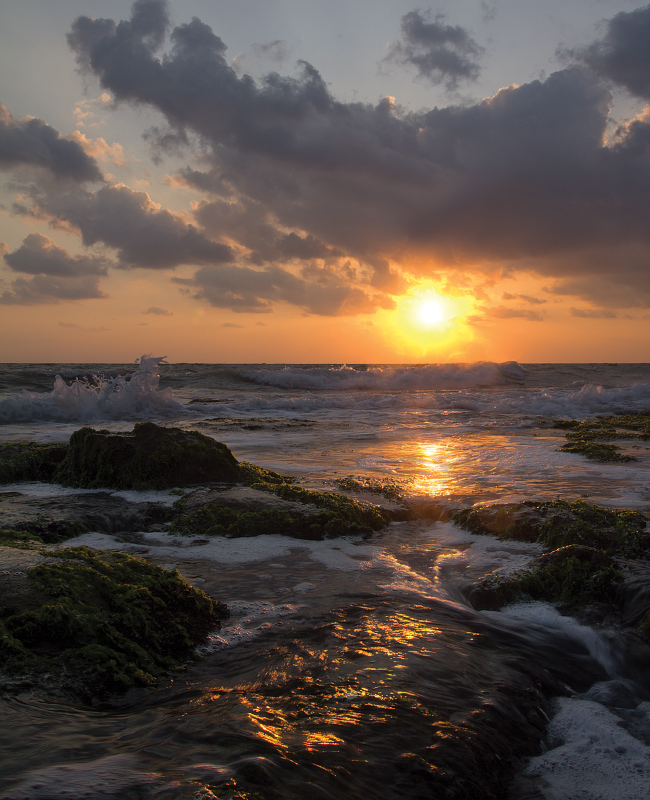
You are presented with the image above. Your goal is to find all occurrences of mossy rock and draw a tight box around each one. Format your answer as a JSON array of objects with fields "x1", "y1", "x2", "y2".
[
  {"x1": 469, "y1": 545, "x2": 623, "y2": 612},
  {"x1": 452, "y1": 500, "x2": 650, "y2": 559},
  {"x1": 171, "y1": 500, "x2": 381, "y2": 540},
  {"x1": 52, "y1": 423, "x2": 241, "y2": 490},
  {"x1": 0, "y1": 442, "x2": 68, "y2": 484},
  {"x1": 0, "y1": 528, "x2": 44, "y2": 549},
  {"x1": 0, "y1": 546, "x2": 228, "y2": 699}
]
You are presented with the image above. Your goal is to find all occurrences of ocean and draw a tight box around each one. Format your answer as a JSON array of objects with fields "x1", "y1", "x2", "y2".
[{"x1": 1, "y1": 358, "x2": 650, "y2": 799}]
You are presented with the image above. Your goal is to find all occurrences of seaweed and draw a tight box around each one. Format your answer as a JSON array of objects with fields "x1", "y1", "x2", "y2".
[
  {"x1": 171, "y1": 500, "x2": 383, "y2": 540},
  {"x1": 0, "y1": 441, "x2": 68, "y2": 484},
  {"x1": 553, "y1": 411, "x2": 650, "y2": 462},
  {"x1": 0, "y1": 546, "x2": 228, "y2": 698},
  {"x1": 334, "y1": 476, "x2": 405, "y2": 502},
  {"x1": 469, "y1": 545, "x2": 623, "y2": 612},
  {"x1": 0, "y1": 528, "x2": 44, "y2": 548},
  {"x1": 452, "y1": 499, "x2": 650, "y2": 559},
  {"x1": 52, "y1": 423, "x2": 241, "y2": 489}
]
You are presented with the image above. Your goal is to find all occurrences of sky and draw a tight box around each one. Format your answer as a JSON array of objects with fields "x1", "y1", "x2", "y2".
[{"x1": 0, "y1": 0, "x2": 649, "y2": 363}]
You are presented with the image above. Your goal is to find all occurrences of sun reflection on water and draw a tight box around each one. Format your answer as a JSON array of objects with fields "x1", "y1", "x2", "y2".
[{"x1": 409, "y1": 442, "x2": 455, "y2": 496}]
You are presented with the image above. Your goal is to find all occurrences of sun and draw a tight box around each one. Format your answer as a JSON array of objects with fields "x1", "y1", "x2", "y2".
[
  {"x1": 375, "y1": 284, "x2": 476, "y2": 360},
  {"x1": 416, "y1": 297, "x2": 448, "y2": 328}
]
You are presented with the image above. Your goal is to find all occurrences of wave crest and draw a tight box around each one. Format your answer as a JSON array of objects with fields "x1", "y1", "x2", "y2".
[
  {"x1": 239, "y1": 361, "x2": 527, "y2": 391},
  {"x1": 0, "y1": 355, "x2": 183, "y2": 424}
]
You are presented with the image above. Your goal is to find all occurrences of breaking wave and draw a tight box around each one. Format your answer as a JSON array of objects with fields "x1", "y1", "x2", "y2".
[
  {"x1": 239, "y1": 361, "x2": 527, "y2": 391},
  {"x1": 0, "y1": 355, "x2": 183, "y2": 424}
]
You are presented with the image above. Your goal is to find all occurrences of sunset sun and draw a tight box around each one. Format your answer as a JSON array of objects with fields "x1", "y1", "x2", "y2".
[{"x1": 415, "y1": 297, "x2": 449, "y2": 328}]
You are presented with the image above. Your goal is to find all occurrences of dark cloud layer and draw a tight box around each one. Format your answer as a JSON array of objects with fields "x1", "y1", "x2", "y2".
[
  {"x1": 0, "y1": 273, "x2": 106, "y2": 305},
  {"x1": 0, "y1": 233, "x2": 109, "y2": 305},
  {"x1": 62, "y1": 0, "x2": 650, "y2": 310},
  {"x1": 0, "y1": 104, "x2": 103, "y2": 182},
  {"x1": 571, "y1": 4, "x2": 650, "y2": 99},
  {"x1": 174, "y1": 264, "x2": 393, "y2": 316},
  {"x1": 385, "y1": 10, "x2": 483, "y2": 88},
  {"x1": 4, "y1": 233, "x2": 109, "y2": 276},
  {"x1": 21, "y1": 183, "x2": 234, "y2": 269}
]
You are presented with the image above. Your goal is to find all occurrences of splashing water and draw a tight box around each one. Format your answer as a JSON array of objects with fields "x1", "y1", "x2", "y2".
[{"x1": 0, "y1": 355, "x2": 183, "y2": 424}]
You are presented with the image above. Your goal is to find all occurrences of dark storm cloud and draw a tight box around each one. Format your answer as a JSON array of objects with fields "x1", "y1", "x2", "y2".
[
  {"x1": 21, "y1": 183, "x2": 234, "y2": 269},
  {"x1": 0, "y1": 274, "x2": 107, "y2": 305},
  {"x1": 174, "y1": 264, "x2": 393, "y2": 316},
  {"x1": 57, "y1": 1, "x2": 650, "y2": 309},
  {"x1": 0, "y1": 104, "x2": 103, "y2": 182},
  {"x1": 4, "y1": 233, "x2": 110, "y2": 276},
  {"x1": 384, "y1": 10, "x2": 484, "y2": 88},
  {"x1": 568, "y1": 4, "x2": 650, "y2": 99}
]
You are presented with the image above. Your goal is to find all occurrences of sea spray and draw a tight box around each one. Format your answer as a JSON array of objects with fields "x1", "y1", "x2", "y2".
[{"x1": 0, "y1": 355, "x2": 182, "y2": 423}]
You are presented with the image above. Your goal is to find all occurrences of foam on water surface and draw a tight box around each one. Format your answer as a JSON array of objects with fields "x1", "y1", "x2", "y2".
[{"x1": 526, "y1": 697, "x2": 650, "y2": 800}]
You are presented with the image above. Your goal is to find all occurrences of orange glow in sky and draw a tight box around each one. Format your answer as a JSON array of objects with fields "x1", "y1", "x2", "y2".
[{"x1": 379, "y1": 285, "x2": 477, "y2": 361}]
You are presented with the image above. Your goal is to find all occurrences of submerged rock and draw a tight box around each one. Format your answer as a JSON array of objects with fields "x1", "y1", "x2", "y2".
[
  {"x1": 0, "y1": 490, "x2": 172, "y2": 543},
  {"x1": 0, "y1": 545, "x2": 228, "y2": 701}
]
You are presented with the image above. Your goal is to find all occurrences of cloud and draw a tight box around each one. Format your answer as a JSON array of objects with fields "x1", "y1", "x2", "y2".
[
  {"x1": 0, "y1": 274, "x2": 107, "y2": 305},
  {"x1": 176, "y1": 264, "x2": 394, "y2": 316},
  {"x1": 69, "y1": 131, "x2": 127, "y2": 166},
  {"x1": 143, "y1": 305, "x2": 173, "y2": 315},
  {"x1": 568, "y1": 5, "x2": 650, "y2": 100},
  {"x1": 222, "y1": 322, "x2": 244, "y2": 328},
  {"x1": 0, "y1": 104, "x2": 103, "y2": 182},
  {"x1": 19, "y1": 183, "x2": 234, "y2": 269},
  {"x1": 8, "y1": 0, "x2": 641, "y2": 313},
  {"x1": 4, "y1": 233, "x2": 110, "y2": 276},
  {"x1": 569, "y1": 307, "x2": 617, "y2": 319},
  {"x1": 0, "y1": 233, "x2": 110, "y2": 305},
  {"x1": 384, "y1": 10, "x2": 484, "y2": 89},
  {"x1": 502, "y1": 292, "x2": 547, "y2": 305},
  {"x1": 480, "y1": 305, "x2": 544, "y2": 321}
]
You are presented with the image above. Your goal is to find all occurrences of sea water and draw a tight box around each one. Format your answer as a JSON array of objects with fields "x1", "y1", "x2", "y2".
[{"x1": 1, "y1": 358, "x2": 650, "y2": 799}]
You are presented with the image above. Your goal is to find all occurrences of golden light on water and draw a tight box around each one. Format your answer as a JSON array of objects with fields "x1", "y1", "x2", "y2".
[{"x1": 410, "y1": 442, "x2": 454, "y2": 495}]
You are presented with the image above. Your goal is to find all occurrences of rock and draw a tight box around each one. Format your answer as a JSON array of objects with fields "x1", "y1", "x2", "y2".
[
  {"x1": 0, "y1": 545, "x2": 228, "y2": 701},
  {"x1": 0, "y1": 490, "x2": 173, "y2": 543},
  {"x1": 53, "y1": 422, "x2": 240, "y2": 490}
]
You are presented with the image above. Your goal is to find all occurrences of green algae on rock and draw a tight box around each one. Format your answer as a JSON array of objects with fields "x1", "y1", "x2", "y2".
[
  {"x1": 0, "y1": 442, "x2": 67, "y2": 484},
  {"x1": 553, "y1": 411, "x2": 650, "y2": 462},
  {"x1": 468, "y1": 545, "x2": 624, "y2": 613},
  {"x1": 0, "y1": 546, "x2": 228, "y2": 699},
  {"x1": 53, "y1": 423, "x2": 240, "y2": 489},
  {"x1": 171, "y1": 500, "x2": 382, "y2": 540},
  {"x1": 452, "y1": 499, "x2": 650, "y2": 559}
]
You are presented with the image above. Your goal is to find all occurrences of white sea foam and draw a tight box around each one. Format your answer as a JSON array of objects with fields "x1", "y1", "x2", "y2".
[
  {"x1": 199, "y1": 600, "x2": 303, "y2": 653},
  {"x1": 525, "y1": 697, "x2": 650, "y2": 800},
  {"x1": 0, "y1": 355, "x2": 182, "y2": 423}
]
